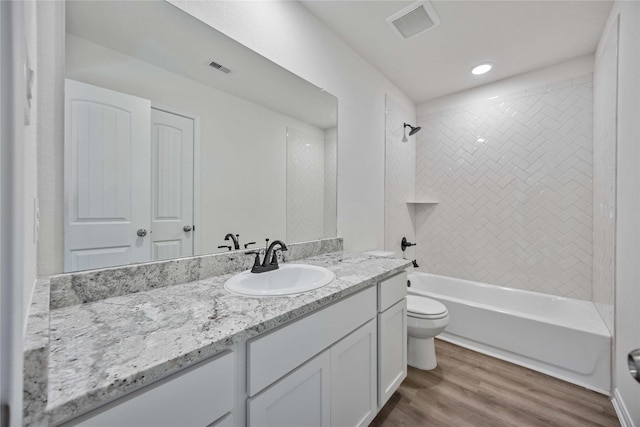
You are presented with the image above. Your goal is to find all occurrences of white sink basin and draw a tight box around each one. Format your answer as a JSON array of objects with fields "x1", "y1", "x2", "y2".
[{"x1": 224, "y1": 264, "x2": 336, "y2": 296}]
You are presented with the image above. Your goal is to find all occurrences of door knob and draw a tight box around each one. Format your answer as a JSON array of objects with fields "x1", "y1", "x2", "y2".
[
  {"x1": 628, "y1": 349, "x2": 640, "y2": 383},
  {"x1": 183, "y1": 225, "x2": 193, "y2": 232},
  {"x1": 137, "y1": 228, "x2": 148, "y2": 237}
]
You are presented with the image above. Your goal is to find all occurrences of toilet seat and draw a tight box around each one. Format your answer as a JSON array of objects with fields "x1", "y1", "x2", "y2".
[{"x1": 406, "y1": 295, "x2": 448, "y2": 319}]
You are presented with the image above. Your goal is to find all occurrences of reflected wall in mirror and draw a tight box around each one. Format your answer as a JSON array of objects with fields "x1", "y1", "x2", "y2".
[{"x1": 60, "y1": 0, "x2": 337, "y2": 273}]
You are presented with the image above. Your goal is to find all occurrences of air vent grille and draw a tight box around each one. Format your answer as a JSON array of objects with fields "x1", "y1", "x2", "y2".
[
  {"x1": 387, "y1": 1, "x2": 440, "y2": 40},
  {"x1": 209, "y1": 60, "x2": 231, "y2": 74}
]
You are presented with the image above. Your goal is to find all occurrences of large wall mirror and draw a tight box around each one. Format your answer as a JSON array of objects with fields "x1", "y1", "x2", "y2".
[{"x1": 59, "y1": 1, "x2": 337, "y2": 273}]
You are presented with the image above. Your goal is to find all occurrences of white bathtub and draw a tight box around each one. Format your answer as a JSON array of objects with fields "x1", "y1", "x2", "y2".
[{"x1": 408, "y1": 272, "x2": 611, "y2": 394}]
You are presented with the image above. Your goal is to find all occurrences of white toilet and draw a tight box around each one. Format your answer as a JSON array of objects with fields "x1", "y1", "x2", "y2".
[{"x1": 406, "y1": 295, "x2": 449, "y2": 370}]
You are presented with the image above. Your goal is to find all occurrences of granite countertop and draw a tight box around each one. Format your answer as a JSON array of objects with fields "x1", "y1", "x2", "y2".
[{"x1": 45, "y1": 252, "x2": 411, "y2": 424}]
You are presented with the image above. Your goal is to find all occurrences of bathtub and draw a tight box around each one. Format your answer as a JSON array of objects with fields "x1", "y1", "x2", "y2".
[{"x1": 408, "y1": 272, "x2": 611, "y2": 394}]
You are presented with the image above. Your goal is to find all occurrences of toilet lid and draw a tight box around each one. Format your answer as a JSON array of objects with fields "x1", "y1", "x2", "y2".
[{"x1": 406, "y1": 295, "x2": 448, "y2": 318}]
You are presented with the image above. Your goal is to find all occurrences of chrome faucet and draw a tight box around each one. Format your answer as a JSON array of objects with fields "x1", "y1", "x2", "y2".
[{"x1": 244, "y1": 238, "x2": 288, "y2": 273}]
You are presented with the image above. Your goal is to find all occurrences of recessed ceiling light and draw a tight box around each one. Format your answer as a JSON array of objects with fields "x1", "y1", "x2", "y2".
[{"x1": 471, "y1": 63, "x2": 493, "y2": 75}]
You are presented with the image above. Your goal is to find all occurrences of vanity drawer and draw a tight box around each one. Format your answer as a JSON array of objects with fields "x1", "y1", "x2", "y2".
[
  {"x1": 62, "y1": 351, "x2": 235, "y2": 427},
  {"x1": 378, "y1": 272, "x2": 407, "y2": 312},
  {"x1": 247, "y1": 286, "x2": 376, "y2": 396}
]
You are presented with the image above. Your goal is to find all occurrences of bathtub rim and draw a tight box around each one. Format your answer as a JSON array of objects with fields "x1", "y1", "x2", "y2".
[{"x1": 407, "y1": 272, "x2": 610, "y2": 338}]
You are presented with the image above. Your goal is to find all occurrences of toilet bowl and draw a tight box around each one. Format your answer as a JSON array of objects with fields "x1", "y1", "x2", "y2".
[{"x1": 406, "y1": 295, "x2": 449, "y2": 370}]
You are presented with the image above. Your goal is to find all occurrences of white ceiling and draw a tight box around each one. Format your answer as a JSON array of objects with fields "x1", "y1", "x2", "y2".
[{"x1": 301, "y1": 0, "x2": 613, "y2": 104}]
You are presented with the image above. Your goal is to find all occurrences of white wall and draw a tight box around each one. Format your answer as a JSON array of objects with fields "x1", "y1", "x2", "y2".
[
  {"x1": 384, "y1": 95, "x2": 416, "y2": 259},
  {"x1": 1, "y1": 0, "x2": 37, "y2": 423},
  {"x1": 35, "y1": 1, "x2": 64, "y2": 278},
  {"x1": 608, "y1": 0, "x2": 640, "y2": 424},
  {"x1": 167, "y1": 0, "x2": 416, "y2": 253},
  {"x1": 20, "y1": 0, "x2": 40, "y2": 323},
  {"x1": 417, "y1": 55, "x2": 594, "y2": 117}
]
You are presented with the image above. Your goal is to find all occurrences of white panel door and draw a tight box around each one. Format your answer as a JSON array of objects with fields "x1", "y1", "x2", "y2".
[
  {"x1": 248, "y1": 350, "x2": 330, "y2": 427},
  {"x1": 64, "y1": 79, "x2": 151, "y2": 272},
  {"x1": 378, "y1": 298, "x2": 408, "y2": 408},
  {"x1": 150, "y1": 109, "x2": 194, "y2": 261},
  {"x1": 331, "y1": 319, "x2": 377, "y2": 427}
]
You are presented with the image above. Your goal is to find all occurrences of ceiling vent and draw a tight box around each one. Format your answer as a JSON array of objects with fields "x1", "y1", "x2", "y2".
[
  {"x1": 386, "y1": 1, "x2": 440, "y2": 40},
  {"x1": 209, "y1": 60, "x2": 231, "y2": 74}
]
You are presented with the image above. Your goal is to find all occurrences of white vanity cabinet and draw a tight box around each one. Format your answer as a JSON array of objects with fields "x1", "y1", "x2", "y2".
[
  {"x1": 377, "y1": 272, "x2": 408, "y2": 408},
  {"x1": 247, "y1": 318, "x2": 378, "y2": 427},
  {"x1": 248, "y1": 349, "x2": 331, "y2": 427},
  {"x1": 246, "y1": 286, "x2": 378, "y2": 427},
  {"x1": 60, "y1": 350, "x2": 235, "y2": 427},
  {"x1": 59, "y1": 269, "x2": 409, "y2": 427}
]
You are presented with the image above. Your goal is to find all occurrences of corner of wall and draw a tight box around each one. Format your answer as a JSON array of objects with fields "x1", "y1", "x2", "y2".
[{"x1": 384, "y1": 94, "x2": 417, "y2": 257}]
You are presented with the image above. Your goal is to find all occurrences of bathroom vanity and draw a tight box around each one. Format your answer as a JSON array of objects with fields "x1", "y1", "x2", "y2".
[{"x1": 24, "y1": 242, "x2": 410, "y2": 427}]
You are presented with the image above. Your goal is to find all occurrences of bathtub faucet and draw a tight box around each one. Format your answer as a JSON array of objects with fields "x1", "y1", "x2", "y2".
[{"x1": 401, "y1": 237, "x2": 416, "y2": 252}]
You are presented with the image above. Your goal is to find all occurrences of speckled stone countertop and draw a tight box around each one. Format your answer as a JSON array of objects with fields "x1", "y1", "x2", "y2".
[{"x1": 44, "y1": 252, "x2": 410, "y2": 425}]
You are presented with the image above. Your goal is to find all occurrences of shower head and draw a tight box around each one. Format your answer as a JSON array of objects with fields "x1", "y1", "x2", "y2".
[
  {"x1": 404, "y1": 123, "x2": 421, "y2": 136},
  {"x1": 402, "y1": 123, "x2": 421, "y2": 142}
]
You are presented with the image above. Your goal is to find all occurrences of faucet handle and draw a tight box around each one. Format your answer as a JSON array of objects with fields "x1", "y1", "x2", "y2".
[
  {"x1": 244, "y1": 251, "x2": 261, "y2": 268},
  {"x1": 270, "y1": 247, "x2": 287, "y2": 266},
  {"x1": 218, "y1": 245, "x2": 232, "y2": 251},
  {"x1": 244, "y1": 242, "x2": 256, "y2": 249}
]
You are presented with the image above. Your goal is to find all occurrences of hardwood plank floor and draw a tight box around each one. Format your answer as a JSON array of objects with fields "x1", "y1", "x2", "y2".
[{"x1": 371, "y1": 339, "x2": 619, "y2": 427}]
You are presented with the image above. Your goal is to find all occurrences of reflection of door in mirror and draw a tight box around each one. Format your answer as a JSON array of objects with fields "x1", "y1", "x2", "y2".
[
  {"x1": 150, "y1": 109, "x2": 194, "y2": 262},
  {"x1": 64, "y1": 80, "x2": 195, "y2": 272}
]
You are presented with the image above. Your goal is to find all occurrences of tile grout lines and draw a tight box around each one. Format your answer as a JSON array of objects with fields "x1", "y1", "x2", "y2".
[{"x1": 415, "y1": 84, "x2": 593, "y2": 300}]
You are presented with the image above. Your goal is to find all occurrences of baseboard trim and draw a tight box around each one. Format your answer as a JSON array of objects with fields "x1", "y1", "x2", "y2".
[{"x1": 612, "y1": 388, "x2": 634, "y2": 427}]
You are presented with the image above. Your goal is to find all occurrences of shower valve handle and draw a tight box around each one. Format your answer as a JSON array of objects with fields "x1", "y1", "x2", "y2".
[{"x1": 401, "y1": 237, "x2": 416, "y2": 252}]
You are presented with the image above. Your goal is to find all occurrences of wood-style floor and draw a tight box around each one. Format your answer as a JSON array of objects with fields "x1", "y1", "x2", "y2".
[{"x1": 371, "y1": 340, "x2": 619, "y2": 427}]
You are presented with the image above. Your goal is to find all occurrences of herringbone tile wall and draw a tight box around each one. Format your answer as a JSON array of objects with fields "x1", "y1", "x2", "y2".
[
  {"x1": 415, "y1": 77, "x2": 594, "y2": 300},
  {"x1": 287, "y1": 127, "x2": 326, "y2": 243},
  {"x1": 385, "y1": 96, "x2": 416, "y2": 259},
  {"x1": 324, "y1": 128, "x2": 338, "y2": 238}
]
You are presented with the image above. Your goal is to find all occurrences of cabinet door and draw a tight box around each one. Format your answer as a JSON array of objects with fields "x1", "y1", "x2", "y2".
[
  {"x1": 331, "y1": 319, "x2": 377, "y2": 427},
  {"x1": 378, "y1": 298, "x2": 407, "y2": 408},
  {"x1": 248, "y1": 350, "x2": 330, "y2": 427},
  {"x1": 63, "y1": 351, "x2": 235, "y2": 427}
]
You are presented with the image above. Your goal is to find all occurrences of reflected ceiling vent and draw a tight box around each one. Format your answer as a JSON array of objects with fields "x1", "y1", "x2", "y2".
[
  {"x1": 386, "y1": 1, "x2": 440, "y2": 40},
  {"x1": 209, "y1": 60, "x2": 231, "y2": 74}
]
